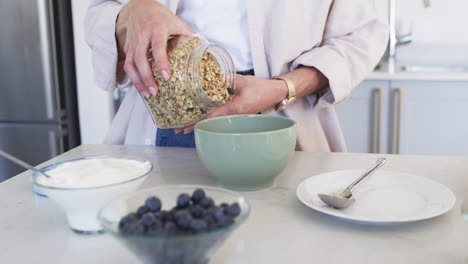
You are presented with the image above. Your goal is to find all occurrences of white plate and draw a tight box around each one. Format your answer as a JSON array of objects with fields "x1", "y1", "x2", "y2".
[{"x1": 296, "y1": 170, "x2": 456, "y2": 223}]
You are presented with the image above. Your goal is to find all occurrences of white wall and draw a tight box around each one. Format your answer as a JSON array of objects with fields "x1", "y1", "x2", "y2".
[
  {"x1": 71, "y1": 0, "x2": 114, "y2": 144},
  {"x1": 396, "y1": 0, "x2": 468, "y2": 43}
]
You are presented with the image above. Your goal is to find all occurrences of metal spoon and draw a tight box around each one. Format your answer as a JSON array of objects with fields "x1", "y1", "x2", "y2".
[
  {"x1": 0, "y1": 149, "x2": 51, "y2": 178},
  {"x1": 318, "y1": 157, "x2": 387, "y2": 209}
]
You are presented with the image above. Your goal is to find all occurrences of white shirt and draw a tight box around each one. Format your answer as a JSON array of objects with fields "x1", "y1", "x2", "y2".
[{"x1": 177, "y1": 0, "x2": 253, "y2": 71}]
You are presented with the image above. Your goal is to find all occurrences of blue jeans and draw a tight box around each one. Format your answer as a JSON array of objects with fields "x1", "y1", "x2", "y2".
[{"x1": 156, "y1": 69, "x2": 255, "y2": 147}]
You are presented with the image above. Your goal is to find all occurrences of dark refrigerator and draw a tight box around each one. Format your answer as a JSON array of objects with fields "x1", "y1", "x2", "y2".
[{"x1": 0, "y1": 0, "x2": 80, "y2": 182}]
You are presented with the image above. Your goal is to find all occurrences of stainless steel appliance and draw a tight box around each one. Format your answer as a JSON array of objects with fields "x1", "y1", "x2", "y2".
[{"x1": 0, "y1": 0, "x2": 80, "y2": 181}]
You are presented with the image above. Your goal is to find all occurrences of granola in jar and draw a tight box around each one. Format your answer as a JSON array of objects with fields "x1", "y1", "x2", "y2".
[{"x1": 144, "y1": 35, "x2": 236, "y2": 128}]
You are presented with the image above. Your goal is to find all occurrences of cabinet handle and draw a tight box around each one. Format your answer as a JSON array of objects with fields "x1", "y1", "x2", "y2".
[
  {"x1": 375, "y1": 88, "x2": 382, "y2": 153},
  {"x1": 395, "y1": 88, "x2": 402, "y2": 154}
]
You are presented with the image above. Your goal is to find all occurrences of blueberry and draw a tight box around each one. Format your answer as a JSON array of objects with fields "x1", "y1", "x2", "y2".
[
  {"x1": 141, "y1": 213, "x2": 156, "y2": 227},
  {"x1": 164, "y1": 221, "x2": 177, "y2": 231},
  {"x1": 125, "y1": 212, "x2": 138, "y2": 221},
  {"x1": 164, "y1": 221, "x2": 182, "y2": 235},
  {"x1": 189, "y1": 219, "x2": 207, "y2": 233},
  {"x1": 165, "y1": 210, "x2": 176, "y2": 222},
  {"x1": 119, "y1": 223, "x2": 131, "y2": 233},
  {"x1": 129, "y1": 222, "x2": 145, "y2": 235},
  {"x1": 174, "y1": 210, "x2": 189, "y2": 222},
  {"x1": 119, "y1": 212, "x2": 138, "y2": 229},
  {"x1": 153, "y1": 211, "x2": 163, "y2": 220},
  {"x1": 217, "y1": 217, "x2": 234, "y2": 228},
  {"x1": 137, "y1": 205, "x2": 149, "y2": 216},
  {"x1": 220, "y1": 203, "x2": 229, "y2": 209},
  {"x1": 119, "y1": 224, "x2": 131, "y2": 234},
  {"x1": 118, "y1": 220, "x2": 129, "y2": 230},
  {"x1": 191, "y1": 188, "x2": 206, "y2": 204},
  {"x1": 201, "y1": 207, "x2": 212, "y2": 218},
  {"x1": 177, "y1": 193, "x2": 191, "y2": 209},
  {"x1": 225, "y1": 203, "x2": 241, "y2": 217},
  {"x1": 145, "y1": 196, "x2": 162, "y2": 212},
  {"x1": 174, "y1": 210, "x2": 192, "y2": 229},
  {"x1": 199, "y1": 197, "x2": 214, "y2": 209},
  {"x1": 146, "y1": 219, "x2": 163, "y2": 235},
  {"x1": 189, "y1": 205, "x2": 204, "y2": 218},
  {"x1": 210, "y1": 207, "x2": 225, "y2": 222},
  {"x1": 204, "y1": 216, "x2": 216, "y2": 230}
]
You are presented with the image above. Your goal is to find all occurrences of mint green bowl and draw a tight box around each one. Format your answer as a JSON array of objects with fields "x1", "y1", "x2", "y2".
[{"x1": 195, "y1": 115, "x2": 296, "y2": 191}]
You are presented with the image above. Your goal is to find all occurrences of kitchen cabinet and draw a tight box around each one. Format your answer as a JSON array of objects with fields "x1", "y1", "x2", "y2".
[
  {"x1": 335, "y1": 81, "x2": 390, "y2": 154},
  {"x1": 392, "y1": 81, "x2": 468, "y2": 156},
  {"x1": 336, "y1": 80, "x2": 468, "y2": 156}
]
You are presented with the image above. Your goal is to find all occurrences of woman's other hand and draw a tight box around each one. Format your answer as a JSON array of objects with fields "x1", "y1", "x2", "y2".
[{"x1": 176, "y1": 74, "x2": 288, "y2": 134}]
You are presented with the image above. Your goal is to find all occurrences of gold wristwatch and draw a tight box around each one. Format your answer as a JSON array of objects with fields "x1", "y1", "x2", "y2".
[{"x1": 272, "y1": 76, "x2": 296, "y2": 112}]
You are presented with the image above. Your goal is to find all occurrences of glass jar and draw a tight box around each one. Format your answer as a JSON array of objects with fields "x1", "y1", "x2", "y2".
[{"x1": 144, "y1": 35, "x2": 236, "y2": 128}]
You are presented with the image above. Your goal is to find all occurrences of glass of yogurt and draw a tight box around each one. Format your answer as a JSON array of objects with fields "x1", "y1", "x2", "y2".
[{"x1": 33, "y1": 156, "x2": 152, "y2": 234}]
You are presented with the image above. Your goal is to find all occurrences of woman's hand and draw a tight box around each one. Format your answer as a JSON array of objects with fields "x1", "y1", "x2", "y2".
[
  {"x1": 176, "y1": 74, "x2": 288, "y2": 134},
  {"x1": 116, "y1": 0, "x2": 192, "y2": 98},
  {"x1": 206, "y1": 75, "x2": 288, "y2": 117}
]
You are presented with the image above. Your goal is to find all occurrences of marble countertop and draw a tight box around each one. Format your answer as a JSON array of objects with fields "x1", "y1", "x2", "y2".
[{"x1": 2, "y1": 144, "x2": 468, "y2": 263}]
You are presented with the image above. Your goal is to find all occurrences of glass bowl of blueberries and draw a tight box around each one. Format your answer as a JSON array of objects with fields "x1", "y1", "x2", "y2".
[{"x1": 98, "y1": 185, "x2": 250, "y2": 264}]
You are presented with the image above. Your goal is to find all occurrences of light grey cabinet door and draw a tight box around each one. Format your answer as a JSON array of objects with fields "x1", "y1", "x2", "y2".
[
  {"x1": 391, "y1": 81, "x2": 468, "y2": 156},
  {"x1": 335, "y1": 81, "x2": 390, "y2": 153}
]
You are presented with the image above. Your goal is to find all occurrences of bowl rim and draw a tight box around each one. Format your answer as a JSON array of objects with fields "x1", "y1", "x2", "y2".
[
  {"x1": 32, "y1": 156, "x2": 153, "y2": 191},
  {"x1": 194, "y1": 114, "x2": 296, "y2": 136},
  {"x1": 97, "y1": 185, "x2": 251, "y2": 241}
]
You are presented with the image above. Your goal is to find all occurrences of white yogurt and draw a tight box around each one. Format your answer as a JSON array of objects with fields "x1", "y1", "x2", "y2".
[
  {"x1": 36, "y1": 158, "x2": 149, "y2": 188},
  {"x1": 34, "y1": 157, "x2": 151, "y2": 233}
]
